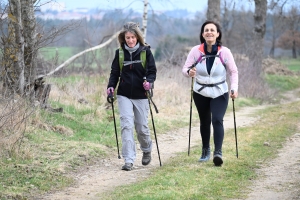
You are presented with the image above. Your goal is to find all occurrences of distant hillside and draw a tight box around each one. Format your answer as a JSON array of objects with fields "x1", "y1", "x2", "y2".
[{"x1": 35, "y1": 8, "x2": 200, "y2": 20}]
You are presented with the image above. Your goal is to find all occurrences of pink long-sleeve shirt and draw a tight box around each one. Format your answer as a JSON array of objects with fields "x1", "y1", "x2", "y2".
[{"x1": 182, "y1": 44, "x2": 238, "y2": 98}]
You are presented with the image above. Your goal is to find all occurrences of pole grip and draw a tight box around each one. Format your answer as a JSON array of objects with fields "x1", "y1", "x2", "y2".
[{"x1": 107, "y1": 88, "x2": 114, "y2": 103}]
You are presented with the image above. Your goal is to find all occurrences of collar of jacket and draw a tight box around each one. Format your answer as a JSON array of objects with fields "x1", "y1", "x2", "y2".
[
  {"x1": 198, "y1": 43, "x2": 221, "y2": 55},
  {"x1": 122, "y1": 43, "x2": 147, "y2": 55}
]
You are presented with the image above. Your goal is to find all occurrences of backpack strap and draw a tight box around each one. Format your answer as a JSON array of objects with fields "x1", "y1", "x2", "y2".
[
  {"x1": 219, "y1": 51, "x2": 226, "y2": 68},
  {"x1": 196, "y1": 53, "x2": 202, "y2": 64},
  {"x1": 118, "y1": 47, "x2": 146, "y2": 72},
  {"x1": 119, "y1": 47, "x2": 124, "y2": 71},
  {"x1": 140, "y1": 50, "x2": 146, "y2": 68},
  {"x1": 197, "y1": 43, "x2": 226, "y2": 68}
]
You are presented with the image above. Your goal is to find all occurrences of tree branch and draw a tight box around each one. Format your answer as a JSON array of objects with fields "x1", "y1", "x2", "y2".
[{"x1": 36, "y1": 30, "x2": 120, "y2": 79}]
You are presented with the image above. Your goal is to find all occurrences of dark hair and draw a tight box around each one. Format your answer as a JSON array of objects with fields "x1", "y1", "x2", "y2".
[
  {"x1": 118, "y1": 22, "x2": 147, "y2": 47},
  {"x1": 200, "y1": 20, "x2": 222, "y2": 46}
]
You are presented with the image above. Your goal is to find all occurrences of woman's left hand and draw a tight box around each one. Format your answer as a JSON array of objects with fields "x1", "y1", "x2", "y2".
[
  {"x1": 230, "y1": 90, "x2": 238, "y2": 99},
  {"x1": 143, "y1": 81, "x2": 152, "y2": 91}
]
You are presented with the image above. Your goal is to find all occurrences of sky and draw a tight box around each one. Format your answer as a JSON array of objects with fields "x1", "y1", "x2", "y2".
[{"x1": 41, "y1": 0, "x2": 208, "y2": 13}]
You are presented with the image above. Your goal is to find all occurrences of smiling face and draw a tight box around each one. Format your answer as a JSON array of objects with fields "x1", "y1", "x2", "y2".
[
  {"x1": 125, "y1": 31, "x2": 137, "y2": 48},
  {"x1": 202, "y1": 23, "x2": 219, "y2": 45}
]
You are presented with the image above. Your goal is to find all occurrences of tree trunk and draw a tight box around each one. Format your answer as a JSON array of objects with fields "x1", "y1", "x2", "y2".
[
  {"x1": 2, "y1": 0, "x2": 38, "y2": 100},
  {"x1": 242, "y1": 0, "x2": 267, "y2": 98},
  {"x1": 269, "y1": 36, "x2": 275, "y2": 58},
  {"x1": 35, "y1": 81, "x2": 51, "y2": 108},
  {"x1": 207, "y1": 0, "x2": 220, "y2": 24},
  {"x1": 2, "y1": 0, "x2": 25, "y2": 97},
  {"x1": 251, "y1": 0, "x2": 267, "y2": 74},
  {"x1": 142, "y1": 0, "x2": 148, "y2": 42},
  {"x1": 21, "y1": 0, "x2": 37, "y2": 98},
  {"x1": 292, "y1": 39, "x2": 297, "y2": 58}
]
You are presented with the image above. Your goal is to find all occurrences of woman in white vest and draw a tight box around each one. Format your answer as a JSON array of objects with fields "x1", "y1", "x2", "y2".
[{"x1": 182, "y1": 20, "x2": 238, "y2": 166}]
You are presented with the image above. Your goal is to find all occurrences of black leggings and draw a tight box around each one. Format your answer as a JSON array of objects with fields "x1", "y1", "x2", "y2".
[{"x1": 193, "y1": 92, "x2": 229, "y2": 151}]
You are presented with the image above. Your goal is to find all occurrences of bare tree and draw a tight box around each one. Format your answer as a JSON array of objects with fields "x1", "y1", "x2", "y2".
[
  {"x1": 0, "y1": 0, "x2": 80, "y2": 102},
  {"x1": 0, "y1": 0, "x2": 80, "y2": 150},
  {"x1": 277, "y1": 6, "x2": 300, "y2": 58},
  {"x1": 0, "y1": 0, "x2": 38, "y2": 156},
  {"x1": 207, "y1": 0, "x2": 221, "y2": 24},
  {"x1": 22, "y1": 0, "x2": 38, "y2": 99},
  {"x1": 141, "y1": 0, "x2": 148, "y2": 42},
  {"x1": 267, "y1": 10, "x2": 287, "y2": 57},
  {"x1": 253, "y1": 0, "x2": 267, "y2": 70},
  {"x1": 2, "y1": 0, "x2": 27, "y2": 97},
  {"x1": 267, "y1": 0, "x2": 299, "y2": 58},
  {"x1": 221, "y1": 0, "x2": 237, "y2": 47},
  {"x1": 240, "y1": 0, "x2": 268, "y2": 98}
]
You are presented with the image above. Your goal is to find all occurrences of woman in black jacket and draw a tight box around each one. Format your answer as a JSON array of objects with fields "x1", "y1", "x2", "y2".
[{"x1": 107, "y1": 22, "x2": 157, "y2": 171}]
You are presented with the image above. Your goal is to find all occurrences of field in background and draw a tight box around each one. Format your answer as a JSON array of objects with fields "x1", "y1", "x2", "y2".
[
  {"x1": 40, "y1": 47, "x2": 112, "y2": 70},
  {"x1": 279, "y1": 58, "x2": 300, "y2": 71},
  {"x1": 40, "y1": 47, "x2": 76, "y2": 62}
]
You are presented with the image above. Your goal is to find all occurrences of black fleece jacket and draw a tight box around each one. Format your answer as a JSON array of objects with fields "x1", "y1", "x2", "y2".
[{"x1": 107, "y1": 44, "x2": 157, "y2": 99}]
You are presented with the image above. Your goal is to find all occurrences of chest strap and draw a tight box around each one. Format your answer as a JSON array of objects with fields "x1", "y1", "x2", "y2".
[
  {"x1": 196, "y1": 80, "x2": 225, "y2": 92},
  {"x1": 123, "y1": 60, "x2": 142, "y2": 66}
]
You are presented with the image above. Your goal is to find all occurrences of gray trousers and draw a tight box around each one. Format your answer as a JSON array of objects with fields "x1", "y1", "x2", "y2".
[{"x1": 117, "y1": 95, "x2": 152, "y2": 164}]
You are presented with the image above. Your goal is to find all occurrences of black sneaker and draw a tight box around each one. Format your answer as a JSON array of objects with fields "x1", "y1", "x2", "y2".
[
  {"x1": 122, "y1": 163, "x2": 133, "y2": 171},
  {"x1": 142, "y1": 152, "x2": 151, "y2": 166},
  {"x1": 213, "y1": 150, "x2": 223, "y2": 166},
  {"x1": 198, "y1": 147, "x2": 211, "y2": 162}
]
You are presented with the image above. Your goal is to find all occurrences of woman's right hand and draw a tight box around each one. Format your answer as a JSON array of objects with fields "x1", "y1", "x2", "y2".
[
  {"x1": 107, "y1": 87, "x2": 114, "y2": 96},
  {"x1": 188, "y1": 67, "x2": 196, "y2": 77}
]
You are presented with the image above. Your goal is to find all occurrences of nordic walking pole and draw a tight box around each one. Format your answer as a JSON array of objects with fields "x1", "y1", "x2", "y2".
[
  {"x1": 144, "y1": 78, "x2": 162, "y2": 166},
  {"x1": 231, "y1": 90, "x2": 238, "y2": 158},
  {"x1": 107, "y1": 90, "x2": 121, "y2": 159},
  {"x1": 188, "y1": 77, "x2": 194, "y2": 156},
  {"x1": 187, "y1": 62, "x2": 197, "y2": 156}
]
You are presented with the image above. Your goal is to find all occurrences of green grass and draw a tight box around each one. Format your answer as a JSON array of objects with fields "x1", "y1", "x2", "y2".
[
  {"x1": 40, "y1": 102, "x2": 119, "y2": 147},
  {"x1": 265, "y1": 74, "x2": 300, "y2": 91},
  {"x1": 99, "y1": 101, "x2": 300, "y2": 200},
  {"x1": 278, "y1": 58, "x2": 300, "y2": 71},
  {"x1": 0, "y1": 153, "x2": 74, "y2": 193},
  {"x1": 231, "y1": 97, "x2": 260, "y2": 109},
  {"x1": 40, "y1": 47, "x2": 76, "y2": 61},
  {"x1": 0, "y1": 129, "x2": 103, "y2": 198}
]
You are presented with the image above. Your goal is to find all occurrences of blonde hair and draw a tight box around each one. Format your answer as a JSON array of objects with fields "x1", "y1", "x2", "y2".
[{"x1": 118, "y1": 22, "x2": 147, "y2": 47}]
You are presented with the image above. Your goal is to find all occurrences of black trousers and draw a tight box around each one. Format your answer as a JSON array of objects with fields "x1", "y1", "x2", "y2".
[{"x1": 193, "y1": 92, "x2": 229, "y2": 151}]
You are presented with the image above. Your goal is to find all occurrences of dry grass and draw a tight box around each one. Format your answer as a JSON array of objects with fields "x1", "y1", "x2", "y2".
[
  {"x1": 40, "y1": 63, "x2": 193, "y2": 129},
  {"x1": 0, "y1": 96, "x2": 34, "y2": 157}
]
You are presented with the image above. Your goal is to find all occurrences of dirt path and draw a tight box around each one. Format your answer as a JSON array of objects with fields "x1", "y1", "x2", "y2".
[
  {"x1": 238, "y1": 132, "x2": 300, "y2": 200},
  {"x1": 39, "y1": 91, "x2": 300, "y2": 200},
  {"x1": 237, "y1": 89, "x2": 300, "y2": 200}
]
